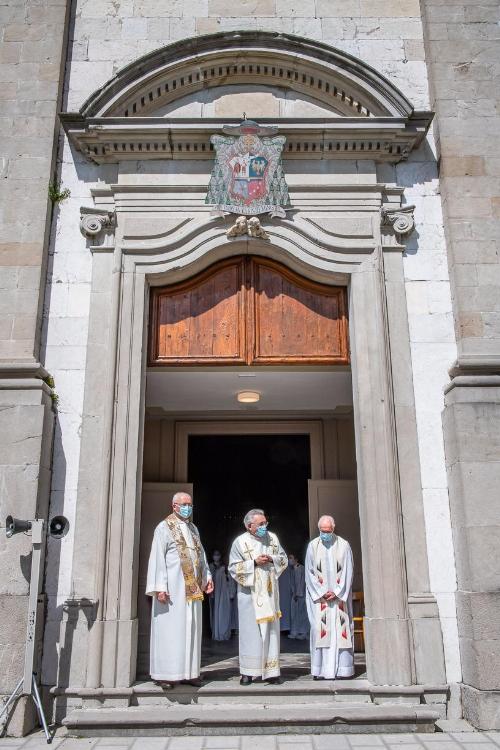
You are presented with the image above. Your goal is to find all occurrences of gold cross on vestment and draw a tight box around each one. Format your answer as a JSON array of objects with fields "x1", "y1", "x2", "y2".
[{"x1": 243, "y1": 543, "x2": 254, "y2": 560}]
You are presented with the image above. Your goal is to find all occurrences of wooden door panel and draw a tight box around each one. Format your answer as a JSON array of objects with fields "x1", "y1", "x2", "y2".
[
  {"x1": 250, "y1": 258, "x2": 349, "y2": 365},
  {"x1": 149, "y1": 257, "x2": 349, "y2": 366},
  {"x1": 150, "y1": 259, "x2": 246, "y2": 365}
]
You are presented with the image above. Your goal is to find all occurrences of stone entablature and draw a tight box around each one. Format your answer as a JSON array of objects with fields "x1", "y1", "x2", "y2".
[{"x1": 62, "y1": 115, "x2": 431, "y2": 165}]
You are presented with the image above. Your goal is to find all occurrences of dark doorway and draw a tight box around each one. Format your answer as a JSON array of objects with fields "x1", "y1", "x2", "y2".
[
  {"x1": 188, "y1": 433, "x2": 312, "y2": 672},
  {"x1": 188, "y1": 433, "x2": 311, "y2": 562}
]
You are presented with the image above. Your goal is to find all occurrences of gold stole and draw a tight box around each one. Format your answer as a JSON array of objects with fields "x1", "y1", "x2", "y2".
[{"x1": 165, "y1": 513, "x2": 204, "y2": 602}]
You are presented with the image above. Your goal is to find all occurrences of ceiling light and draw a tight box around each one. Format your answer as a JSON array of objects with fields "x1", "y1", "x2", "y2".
[{"x1": 237, "y1": 391, "x2": 260, "y2": 404}]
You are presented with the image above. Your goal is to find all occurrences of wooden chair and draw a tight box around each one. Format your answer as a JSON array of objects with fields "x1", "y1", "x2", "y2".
[{"x1": 352, "y1": 591, "x2": 365, "y2": 653}]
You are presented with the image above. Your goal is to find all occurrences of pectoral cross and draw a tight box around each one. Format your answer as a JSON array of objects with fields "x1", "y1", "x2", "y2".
[{"x1": 243, "y1": 542, "x2": 254, "y2": 560}]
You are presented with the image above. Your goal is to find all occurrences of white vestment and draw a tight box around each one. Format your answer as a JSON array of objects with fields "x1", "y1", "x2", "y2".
[
  {"x1": 229, "y1": 531, "x2": 287, "y2": 679},
  {"x1": 146, "y1": 518, "x2": 211, "y2": 681},
  {"x1": 305, "y1": 534, "x2": 354, "y2": 679},
  {"x1": 278, "y1": 565, "x2": 293, "y2": 630},
  {"x1": 289, "y1": 563, "x2": 310, "y2": 639},
  {"x1": 208, "y1": 563, "x2": 232, "y2": 641}
]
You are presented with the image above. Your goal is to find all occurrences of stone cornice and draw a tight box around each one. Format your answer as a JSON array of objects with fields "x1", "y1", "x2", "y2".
[{"x1": 61, "y1": 114, "x2": 432, "y2": 165}]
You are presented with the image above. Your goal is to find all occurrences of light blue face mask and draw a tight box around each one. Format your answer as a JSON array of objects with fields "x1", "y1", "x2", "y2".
[
  {"x1": 320, "y1": 531, "x2": 333, "y2": 544},
  {"x1": 179, "y1": 504, "x2": 192, "y2": 518},
  {"x1": 255, "y1": 525, "x2": 268, "y2": 539}
]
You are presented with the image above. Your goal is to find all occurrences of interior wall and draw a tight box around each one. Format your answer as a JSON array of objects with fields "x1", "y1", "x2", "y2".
[{"x1": 143, "y1": 414, "x2": 357, "y2": 484}]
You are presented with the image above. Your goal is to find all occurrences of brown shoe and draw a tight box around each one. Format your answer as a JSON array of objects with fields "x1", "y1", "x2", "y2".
[{"x1": 154, "y1": 680, "x2": 174, "y2": 689}]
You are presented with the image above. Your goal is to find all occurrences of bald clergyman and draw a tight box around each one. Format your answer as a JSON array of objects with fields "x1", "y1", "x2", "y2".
[
  {"x1": 146, "y1": 492, "x2": 213, "y2": 687},
  {"x1": 305, "y1": 515, "x2": 355, "y2": 680},
  {"x1": 228, "y1": 508, "x2": 287, "y2": 685}
]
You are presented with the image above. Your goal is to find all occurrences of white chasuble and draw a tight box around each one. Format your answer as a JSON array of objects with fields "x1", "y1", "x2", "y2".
[
  {"x1": 305, "y1": 534, "x2": 354, "y2": 679},
  {"x1": 208, "y1": 563, "x2": 232, "y2": 641},
  {"x1": 229, "y1": 531, "x2": 287, "y2": 679},
  {"x1": 146, "y1": 518, "x2": 211, "y2": 681}
]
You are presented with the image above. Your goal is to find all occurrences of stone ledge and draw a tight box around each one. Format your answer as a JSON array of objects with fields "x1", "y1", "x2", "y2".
[{"x1": 62, "y1": 703, "x2": 440, "y2": 736}]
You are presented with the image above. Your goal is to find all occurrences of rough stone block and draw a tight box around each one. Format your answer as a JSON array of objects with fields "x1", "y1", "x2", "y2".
[
  {"x1": 360, "y1": 0, "x2": 420, "y2": 17},
  {"x1": 456, "y1": 592, "x2": 500, "y2": 642},
  {"x1": 460, "y1": 638, "x2": 500, "y2": 693},
  {"x1": 462, "y1": 685, "x2": 500, "y2": 730},
  {"x1": 209, "y1": 0, "x2": 276, "y2": 16}
]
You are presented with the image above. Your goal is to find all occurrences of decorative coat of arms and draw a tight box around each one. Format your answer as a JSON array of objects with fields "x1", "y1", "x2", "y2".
[{"x1": 206, "y1": 119, "x2": 289, "y2": 219}]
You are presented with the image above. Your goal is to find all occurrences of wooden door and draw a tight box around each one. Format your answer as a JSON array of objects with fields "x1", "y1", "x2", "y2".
[
  {"x1": 137, "y1": 481, "x2": 193, "y2": 679},
  {"x1": 308, "y1": 479, "x2": 362, "y2": 591},
  {"x1": 149, "y1": 257, "x2": 349, "y2": 366}
]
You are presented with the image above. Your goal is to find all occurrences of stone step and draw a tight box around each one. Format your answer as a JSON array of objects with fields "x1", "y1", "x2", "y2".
[{"x1": 62, "y1": 702, "x2": 440, "y2": 736}]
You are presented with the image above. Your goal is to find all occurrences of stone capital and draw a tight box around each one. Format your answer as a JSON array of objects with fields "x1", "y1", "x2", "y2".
[
  {"x1": 80, "y1": 207, "x2": 116, "y2": 246},
  {"x1": 381, "y1": 205, "x2": 415, "y2": 238}
]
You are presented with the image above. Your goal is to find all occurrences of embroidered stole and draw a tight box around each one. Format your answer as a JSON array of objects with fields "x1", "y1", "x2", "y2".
[
  {"x1": 240, "y1": 532, "x2": 284, "y2": 625},
  {"x1": 165, "y1": 513, "x2": 204, "y2": 602},
  {"x1": 312, "y1": 536, "x2": 352, "y2": 650}
]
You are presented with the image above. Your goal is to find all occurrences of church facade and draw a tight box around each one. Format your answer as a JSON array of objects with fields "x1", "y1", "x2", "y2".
[{"x1": 1, "y1": 0, "x2": 499, "y2": 736}]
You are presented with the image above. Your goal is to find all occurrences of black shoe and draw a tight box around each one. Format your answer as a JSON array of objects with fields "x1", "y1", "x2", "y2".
[
  {"x1": 313, "y1": 676, "x2": 323, "y2": 681},
  {"x1": 240, "y1": 675, "x2": 252, "y2": 686},
  {"x1": 267, "y1": 677, "x2": 280, "y2": 684}
]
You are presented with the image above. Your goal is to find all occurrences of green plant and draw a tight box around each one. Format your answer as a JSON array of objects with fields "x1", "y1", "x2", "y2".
[
  {"x1": 43, "y1": 375, "x2": 59, "y2": 410},
  {"x1": 48, "y1": 182, "x2": 71, "y2": 205}
]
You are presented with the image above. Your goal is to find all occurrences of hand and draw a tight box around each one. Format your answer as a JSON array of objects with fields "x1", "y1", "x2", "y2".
[
  {"x1": 255, "y1": 554, "x2": 271, "y2": 566},
  {"x1": 157, "y1": 591, "x2": 170, "y2": 604},
  {"x1": 323, "y1": 591, "x2": 336, "y2": 602},
  {"x1": 205, "y1": 580, "x2": 214, "y2": 594}
]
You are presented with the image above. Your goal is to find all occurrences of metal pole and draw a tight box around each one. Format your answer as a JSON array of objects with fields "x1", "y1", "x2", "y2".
[
  {"x1": 31, "y1": 675, "x2": 52, "y2": 744},
  {"x1": 23, "y1": 520, "x2": 44, "y2": 695}
]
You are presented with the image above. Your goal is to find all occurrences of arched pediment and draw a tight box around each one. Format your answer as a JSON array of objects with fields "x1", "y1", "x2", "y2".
[{"x1": 61, "y1": 31, "x2": 433, "y2": 164}]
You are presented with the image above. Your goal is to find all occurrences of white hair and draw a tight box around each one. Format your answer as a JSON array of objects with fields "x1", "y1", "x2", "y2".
[
  {"x1": 172, "y1": 491, "x2": 192, "y2": 506},
  {"x1": 318, "y1": 515, "x2": 335, "y2": 530},
  {"x1": 244, "y1": 508, "x2": 265, "y2": 528}
]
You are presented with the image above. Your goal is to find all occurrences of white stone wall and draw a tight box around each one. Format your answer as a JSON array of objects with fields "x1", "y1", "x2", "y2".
[{"x1": 42, "y1": 0, "x2": 461, "y2": 685}]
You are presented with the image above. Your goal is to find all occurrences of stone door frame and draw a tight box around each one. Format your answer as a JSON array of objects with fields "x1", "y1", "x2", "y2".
[{"x1": 63, "y1": 181, "x2": 447, "y2": 694}]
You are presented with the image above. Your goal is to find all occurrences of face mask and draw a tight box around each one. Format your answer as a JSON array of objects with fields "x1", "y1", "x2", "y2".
[
  {"x1": 255, "y1": 525, "x2": 268, "y2": 539},
  {"x1": 178, "y1": 504, "x2": 192, "y2": 518},
  {"x1": 320, "y1": 531, "x2": 333, "y2": 544},
  {"x1": 288, "y1": 560, "x2": 295, "y2": 567},
  {"x1": 213, "y1": 555, "x2": 221, "y2": 563}
]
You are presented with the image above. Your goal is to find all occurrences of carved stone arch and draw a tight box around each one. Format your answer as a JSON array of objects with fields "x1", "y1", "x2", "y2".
[
  {"x1": 80, "y1": 31, "x2": 413, "y2": 119},
  {"x1": 62, "y1": 32, "x2": 432, "y2": 163}
]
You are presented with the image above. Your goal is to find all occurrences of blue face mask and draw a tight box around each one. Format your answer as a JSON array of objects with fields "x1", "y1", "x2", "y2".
[
  {"x1": 179, "y1": 504, "x2": 192, "y2": 518},
  {"x1": 255, "y1": 525, "x2": 268, "y2": 539},
  {"x1": 320, "y1": 531, "x2": 333, "y2": 544}
]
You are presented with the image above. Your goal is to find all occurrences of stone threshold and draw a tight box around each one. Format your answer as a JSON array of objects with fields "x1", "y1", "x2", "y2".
[{"x1": 61, "y1": 703, "x2": 441, "y2": 736}]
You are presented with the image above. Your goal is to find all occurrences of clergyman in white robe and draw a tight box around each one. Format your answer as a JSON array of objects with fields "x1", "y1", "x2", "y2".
[
  {"x1": 305, "y1": 529, "x2": 354, "y2": 679},
  {"x1": 229, "y1": 513, "x2": 287, "y2": 681},
  {"x1": 209, "y1": 557, "x2": 232, "y2": 641},
  {"x1": 146, "y1": 508, "x2": 212, "y2": 682},
  {"x1": 289, "y1": 561, "x2": 310, "y2": 640}
]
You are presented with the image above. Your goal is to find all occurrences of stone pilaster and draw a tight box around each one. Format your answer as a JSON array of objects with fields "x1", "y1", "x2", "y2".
[
  {"x1": 422, "y1": 0, "x2": 500, "y2": 729},
  {"x1": 0, "y1": 0, "x2": 69, "y2": 735}
]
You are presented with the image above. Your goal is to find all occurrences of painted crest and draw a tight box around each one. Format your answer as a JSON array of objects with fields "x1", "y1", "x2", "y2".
[{"x1": 206, "y1": 119, "x2": 289, "y2": 217}]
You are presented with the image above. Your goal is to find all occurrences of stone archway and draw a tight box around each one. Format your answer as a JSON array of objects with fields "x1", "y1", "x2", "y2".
[{"x1": 55, "y1": 31, "x2": 447, "y2": 722}]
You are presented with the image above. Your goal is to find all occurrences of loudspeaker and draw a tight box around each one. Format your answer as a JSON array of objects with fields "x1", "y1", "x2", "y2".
[
  {"x1": 49, "y1": 516, "x2": 69, "y2": 539},
  {"x1": 5, "y1": 516, "x2": 32, "y2": 538}
]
